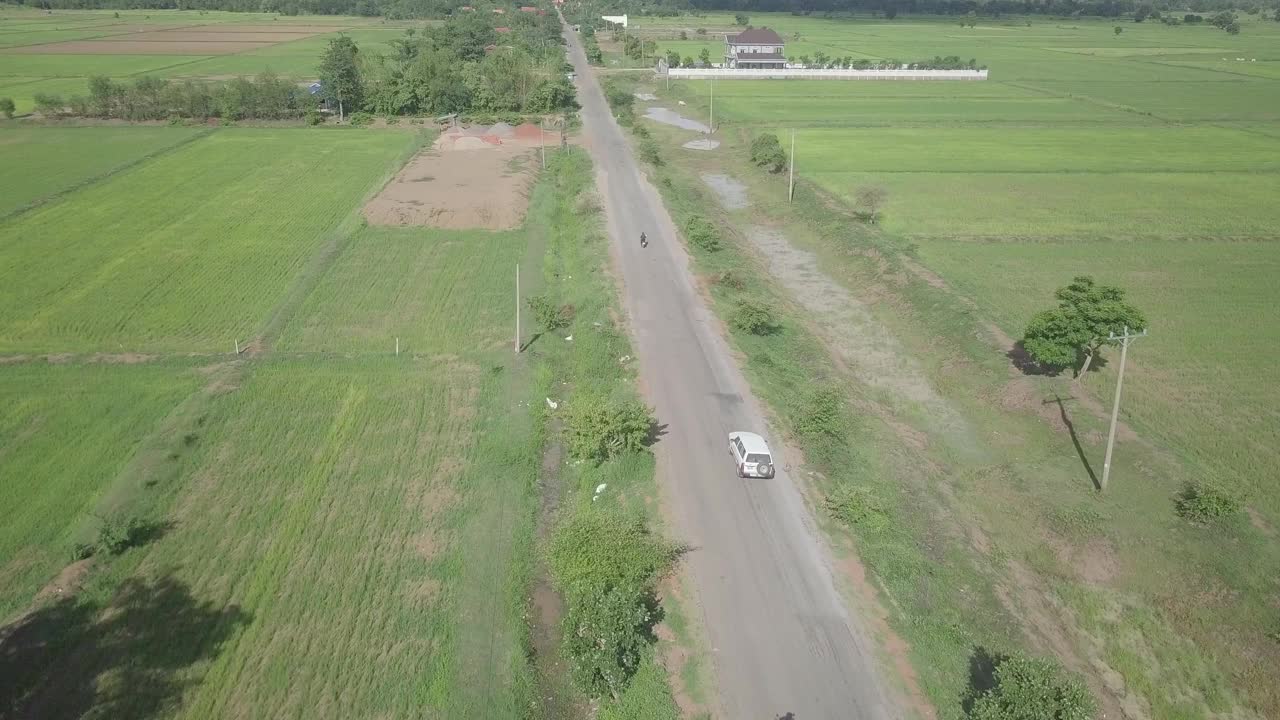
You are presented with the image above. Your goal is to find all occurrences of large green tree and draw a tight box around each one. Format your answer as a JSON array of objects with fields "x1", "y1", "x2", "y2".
[
  {"x1": 1022, "y1": 276, "x2": 1146, "y2": 377},
  {"x1": 318, "y1": 34, "x2": 363, "y2": 122}
]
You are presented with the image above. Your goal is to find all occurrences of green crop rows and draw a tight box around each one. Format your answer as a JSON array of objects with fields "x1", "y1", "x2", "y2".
[
  {"x1": 0, "y1": 118, "x2": 647, "y2": 717},
  {"x1": 0, "y1": 128, "x2": 414, "y2": 353}
]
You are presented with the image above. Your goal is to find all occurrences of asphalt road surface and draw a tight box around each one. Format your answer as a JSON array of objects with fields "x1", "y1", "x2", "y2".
[{"x1": 561, "y1": 21, "x2": 900, "y2": 720}]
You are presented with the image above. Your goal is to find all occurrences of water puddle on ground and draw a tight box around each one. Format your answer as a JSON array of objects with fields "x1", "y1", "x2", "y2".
[{"x1": 643, "y1": 106, "x2": 710, "y2": 133}]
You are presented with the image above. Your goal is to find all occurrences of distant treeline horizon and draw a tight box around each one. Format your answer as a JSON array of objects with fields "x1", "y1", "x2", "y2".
[{"x1": 14, "y1": 0, "x2": 1268, "y2": 19}]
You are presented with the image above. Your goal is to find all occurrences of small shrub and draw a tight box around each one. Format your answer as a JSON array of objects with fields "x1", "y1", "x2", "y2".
[
  {"x1": 95, "y1": 514, "x2": 145, "y2": 556},
  {"x1": 631, "y1": 123, "x2": 650, "y2": 139},
  {"x1": 1176, "y1": 480, "x2": 1243, "y2": 523},
  {"x1": 0, "y1": 97, "x2": 14, "y2": 119},
  {"x1": 729, "y1": 300, "x2": 777, "y2": 335},
  {"x1": 410, "y1": 116, "x2": 424, "y2": 125},
  {"x1": 824, "y1": 484, "x2": 888, "y2": 530},
  {"x1": 793, "y1": 385, "x2": 845, "y2": 441},
  {"x1": 714, "y1": 270, "x2": 745, "y2": 290},
  {"x1": 385, "y1": 115, "x2": 399, "y2": 125},
  {"x1": 749, "y1": 132, "x2": 788, "y2": 174},
  {"x1": 32, "y1": 93, "x2": 65, "y2": 117},
  {"x1": 684, "y1": 215, "x2": 721, "y2": 252},
  {"x1": 528, "y1": 294, "x2": 572, "y2": 331},
  {"x1": 966, "y1": 653, "x2": 1095, "y2": 720},
  {"x1": 637, "y1": 137, "x2": 662, "y2": 166},
  {"x1": 574, "y1": 193, "x2": 600, "y2": 216},
  {"x1": 348, "y1": 111, "x2": 373, "y2": 126},
  {"x1": 305, "y1": 108, "x2": 322, "y2": 125},
  {"x1": 695, "y1": 27, "x2": 707, "y2": 35},
  {"x1": 1048, "y1": 504, "x2": 1104, "y2": 536},
  {"x1": 564, "y1": 394, "x2": 656, "y2": 461}
]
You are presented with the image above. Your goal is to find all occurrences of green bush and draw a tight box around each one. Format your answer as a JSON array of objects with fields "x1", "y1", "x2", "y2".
[
  {"x1": 750, "y1": 132, "x2": 788, "y2": 174},
  {"x1": 684, "y1": 215, "x2": 721, "y2": 252},
  {"x1": 348, "y1": 111, "x2": 374, "y2": 126},
  {"x1": 305, "y1": 108, "x2": 323, "y2": 125},
  {"x1": 564, "y1": 393, "x2": 655, "y2": 461},
  {"x1": 637, "y1": 137, "x2": 662, "y2": 166},
  {"x1": 562, "y1": 580, "x2": 657, "y2": 699},
  {"x1": 1176, "y1": 480, "x2": 1243, "y2": 523},
  {"x1": 527, "y1": 294, "x2": 573, "y2": 331},
  {"x1": 0, "y1": 97, "x2": 14, "y2": 119},
  {"x1": 598, "y1": 653, "x2": 681, "y2": 719},
  {"x1": 549, "y1": 508, "x2": 680, "y2": 699},
  {"x1": 729, "y1": 300, "x2": 777, "y2": 335},
  {"x1": 967, "y1": 654, "x2": 1095, "y2": 720},
  {"x1": 824, "y1": 483, "x2": 888, "y2": 530},
  {"x1": 33, "y1": 93, "x2": 65, "y2": 117},
  {"x1": 714, "y1": 270, "x2": 745, "y2": 290}
]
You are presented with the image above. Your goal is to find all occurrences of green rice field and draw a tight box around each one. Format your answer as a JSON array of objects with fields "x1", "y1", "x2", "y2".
[
  {"x1": 641, "y1": 10, "x2": 1280, "y2": 720},
  {"x1": 0, "y1": 6, "x2": 408, "y2": 114},
  {"x1": 0, "y1": 122, "x2": 611, "y2": 718},
  {"x1": 0, "y1": 128, "x2": 415, "y2": 353}
]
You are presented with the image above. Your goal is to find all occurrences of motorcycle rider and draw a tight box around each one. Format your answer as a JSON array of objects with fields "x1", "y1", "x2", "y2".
[{"x1": 640, "y1": 232, "x2": 647, "y2": 248}]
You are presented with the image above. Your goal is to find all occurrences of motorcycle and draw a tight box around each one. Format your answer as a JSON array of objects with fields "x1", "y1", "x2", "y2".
[{"x1": 640, "y1": 232, "x2": 648, "y2": 248}]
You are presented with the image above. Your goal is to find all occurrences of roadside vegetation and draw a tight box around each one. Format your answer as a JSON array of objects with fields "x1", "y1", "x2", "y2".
[
  {"x1": 0, "y1": 116, "x2": 683, "y2": 719},
  {"x1": 615, "y1": 10, "x2": 1280, "y2": 716}
]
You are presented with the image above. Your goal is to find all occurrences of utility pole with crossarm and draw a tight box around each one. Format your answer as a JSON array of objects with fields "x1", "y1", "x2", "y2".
[{"x1": 1100, "y1": 325, "x2": 1147, "y2": 491}]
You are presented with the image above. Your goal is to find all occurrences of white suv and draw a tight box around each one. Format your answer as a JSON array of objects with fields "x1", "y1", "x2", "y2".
[{"x1": 728, "y1": 431, "x2": 776, "y2": 479}]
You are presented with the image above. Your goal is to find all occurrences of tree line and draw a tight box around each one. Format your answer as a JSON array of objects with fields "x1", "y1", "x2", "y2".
[
  {"x1": 22, "y1": 11, "x2": 577, "y2": 122},
  {"x1": 324, "y1": 11, "x2": 578, "y2": 119},
  {"x1": 31, "y1": 72, "x2": 320, "y2": 121}
]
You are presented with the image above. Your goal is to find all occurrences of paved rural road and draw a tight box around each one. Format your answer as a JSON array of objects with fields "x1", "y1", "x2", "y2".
[{"x1": 562, "y1": 21, "x2": 900, "y2": 720}]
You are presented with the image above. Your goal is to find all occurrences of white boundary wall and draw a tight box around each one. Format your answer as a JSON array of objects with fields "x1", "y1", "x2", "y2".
[
  {"x1": 668, "y1": 68, "x2": 988, "y2": 81},
  {"x1": 601, "y1": 14, "x2": 627, "y2": 28}
]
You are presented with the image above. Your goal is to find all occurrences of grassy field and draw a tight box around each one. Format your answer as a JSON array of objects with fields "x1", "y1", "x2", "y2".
[
  {"x1": 0, "y1": 113, "x2": 676, "y2": 717},
  {"x1": 0, "y1": 126, "x2": 205, "y2": 217},
  {"x1": 0, "y1": 127, "x2": 415, "y2": 353},
  {"x1": 0, "y1": 363, "x2": 201, "y2": 619},
  {"x1": 0, "y1": 6, "x2": 411, "y2": 114},
  {"x1": 626, "y1": 10, "x2": 1280, "y2": 720}
]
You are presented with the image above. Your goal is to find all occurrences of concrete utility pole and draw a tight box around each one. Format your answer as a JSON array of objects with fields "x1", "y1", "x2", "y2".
[
  {"x1": 788, "y1": 129, "x2": 796, "y2": 203},
  {"x1": 709, "y1": 76, "x2": 714, "y2": 133},
  {"x1": 515, "y1": 264, "x2": 521, "y2": 354},
  {"x1": 540, "y1": 119, "x2": 546, "y2": 168},
  {"x1": 1100, "y1": 325, "x2": 1147, "y2": 491}
]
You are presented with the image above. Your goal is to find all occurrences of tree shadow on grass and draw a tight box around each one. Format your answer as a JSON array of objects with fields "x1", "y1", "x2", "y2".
[
  {"x1": 1006, "y1": 341, "x2": 1060, "y2": 377},
  {"x1": 961, "y1": 646, "x2": 1010, "y2": 716},
  {"x1": 1045, "y1": 395, "x2": 1101, "y2": 491},
  {"x1": 0, "y1": 575, "x2": 249, "y2": 720}
]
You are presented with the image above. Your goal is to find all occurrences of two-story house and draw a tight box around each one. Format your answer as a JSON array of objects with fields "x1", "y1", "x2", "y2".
[{"x1": 723, "y1": 27, "x2": 786, "y2": 69}]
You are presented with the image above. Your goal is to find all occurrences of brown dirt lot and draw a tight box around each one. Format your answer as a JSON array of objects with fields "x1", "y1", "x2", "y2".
[
  {"x1": 363, "y1": 126, "x2": 561, "y2": 231},
  {"x1": 126, "y1": 30, "x2": 323, "y2": 43},
  {"x1": 196, "y1": 24, "x2": 350, "y2": 33},
  {"x1": 11, "y1": 39, "x2": 274, "y2": 54}
]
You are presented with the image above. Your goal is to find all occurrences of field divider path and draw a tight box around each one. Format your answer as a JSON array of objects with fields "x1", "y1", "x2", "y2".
[{"x1": 563, "y1": 14, "x2": 900, "y2": 720}]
